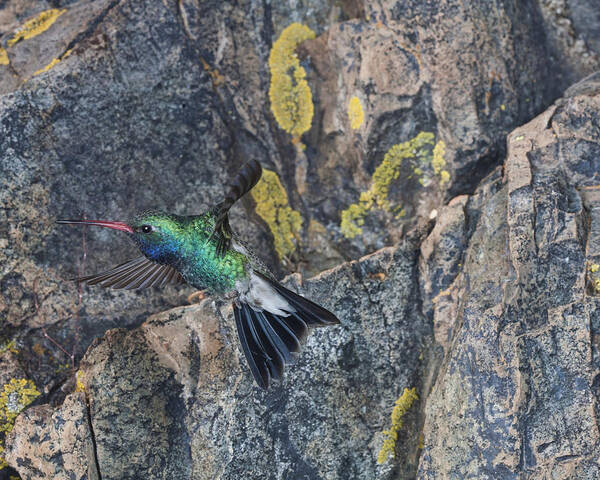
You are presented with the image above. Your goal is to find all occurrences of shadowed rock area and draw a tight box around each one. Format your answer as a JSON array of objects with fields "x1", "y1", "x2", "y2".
[{"x1": 1, "y1": 0, "x2": 599, "y2": 478}]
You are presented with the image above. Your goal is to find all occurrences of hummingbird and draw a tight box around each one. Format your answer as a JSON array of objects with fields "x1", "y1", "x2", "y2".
[{"x1": 57, "y1": 160, "x2": 339, "y2": 389}]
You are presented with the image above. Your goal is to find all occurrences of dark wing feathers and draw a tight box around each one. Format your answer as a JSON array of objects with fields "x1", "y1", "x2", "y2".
[
  {"x1": 76, "y1": 257, "x2": 185, "y2": 290},
  {"x1": 212, "y1": 159, "x2": 262, "y2": 257}
]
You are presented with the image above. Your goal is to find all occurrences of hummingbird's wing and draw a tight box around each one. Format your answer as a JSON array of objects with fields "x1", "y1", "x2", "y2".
[
  {"x1": 211, "y1": 159, "x2": 262, "y2": 257},
  {"x1": 75, "y1": 257, "x2": 186, "y2": 289}
]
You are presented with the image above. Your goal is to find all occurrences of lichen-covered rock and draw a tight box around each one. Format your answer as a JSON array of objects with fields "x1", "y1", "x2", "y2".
[
  {"x1": 1, "y1": 0, "x2": 600, "y2": 478},
  {"x1": 0, "y1": 0, "x2": 277, "y2": 408},
  {"x1": 417, "y1": 74, "x2": 600, "y2": 479},
  {"x1": 296, "y1": 0, "x2": 556, "y2": 257},
  {"x1": 4, "y1": 392, "x2": 98, "y2": 480},
  {"x1": 6, "y1": 241, "x2": 431, "y2": 479}
]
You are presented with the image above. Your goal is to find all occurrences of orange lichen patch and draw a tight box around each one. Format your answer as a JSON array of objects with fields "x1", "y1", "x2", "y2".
[
  {"x1": 268, "y1": 23, "x2": 316, "y2": 139},
  {"x1": 0, "y1": 47, "x2": 9, "y2": 66},
  {"x1": 348, "y1": 96, "x2": 364, "y2": 129},
  {"x1": 7, "y1": 8, "x2": 66, "y2": 47},
  {"x1": 199, "y1": 57, "x2": 225, "y2": 87},
  {"x1": 32, "y1": 343, "x2": 45, "y2": 357},
  {"x1": 368, "y1": 272, "x2": 387, "y2": 281},
  {"x1": 187, "y1": 290, "x2": 207, "y2": 304}
]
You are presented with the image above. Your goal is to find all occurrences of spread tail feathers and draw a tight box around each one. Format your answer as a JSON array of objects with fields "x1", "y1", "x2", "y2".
[{"x1": 233, "y1": 276, "x2": 339, "y2": 389}]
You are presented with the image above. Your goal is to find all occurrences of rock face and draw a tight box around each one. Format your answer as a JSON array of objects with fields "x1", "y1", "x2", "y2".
[
  {"x1": 5, "y1": 393, "x2": 98, "y2": 480},
  {"x1": 418, "y1": 76, "x2": 600, "y2": 478},
  {"x1": 7, "y1": 243, "x2": 431, "y2": 479},
  {"x1": 1, "y1": 0, "x2": 600, "y2": 479}
]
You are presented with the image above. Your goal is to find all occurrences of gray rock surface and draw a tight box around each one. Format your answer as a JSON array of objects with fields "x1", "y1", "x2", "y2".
[
  {"x1": 1, "y1": 0, "x2": 599, "y2": 479},
  {"x1": 418, "y1": 76, "x2": 600, "y2": 479},
  {"x1": 6, "y1": 242, "x2": 431, "y2": 479},
  {"x1": 538, "y1": 0, "x2": 600, "y2": 88},
  {"x1": 5, "y1": 392, "x2": 98, "y2": 480}
]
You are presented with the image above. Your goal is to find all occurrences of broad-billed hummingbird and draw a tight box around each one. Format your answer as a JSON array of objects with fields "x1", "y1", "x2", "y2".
[{"x1": 58, "y1": 160, "x2": 339, "y2": 389}]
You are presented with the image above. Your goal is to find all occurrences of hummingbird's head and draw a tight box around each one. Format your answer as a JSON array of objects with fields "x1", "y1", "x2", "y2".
[
  {"x1": 57, "y1": 211, "x2": 186, "y2": 265},
  {"x1": 128, "y1": 211, "x2": 185, "y2": 263}
]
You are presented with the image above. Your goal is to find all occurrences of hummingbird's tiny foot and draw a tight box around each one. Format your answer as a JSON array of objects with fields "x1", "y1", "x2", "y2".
[{"x1": 187, "y1": 290, "x2": 207, "y2": 304}]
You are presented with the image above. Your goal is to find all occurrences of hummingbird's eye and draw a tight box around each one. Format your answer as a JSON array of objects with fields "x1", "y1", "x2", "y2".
[{"x1": 141, "y1": 225, "x2": 153, "y2": 234}]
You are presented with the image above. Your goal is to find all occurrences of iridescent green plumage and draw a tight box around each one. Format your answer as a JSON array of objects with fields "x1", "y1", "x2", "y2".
[{"x1": 129, "y1": 210, "x2": 250, "y2": 293}]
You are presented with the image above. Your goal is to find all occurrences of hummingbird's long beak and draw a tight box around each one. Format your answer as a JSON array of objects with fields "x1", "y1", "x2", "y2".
[{"x1": 56, "y1": 219, "x2": 134, "y2": 233}]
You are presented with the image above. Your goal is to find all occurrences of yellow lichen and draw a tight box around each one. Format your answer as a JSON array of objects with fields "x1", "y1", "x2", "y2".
[
  {"x1": 7, "y1": 9, "x2": 66, "y2": 47},
  {"x1": 33, "y1": 57, "x2": 60, "y2": 76},
  {"x1": 0, "y1": 341, "x2": 18, "y2": 355},
  {"x1": 33, "y1": 49, "x2": 71, "y2": 76},
  {"x1": 348, "y1": 96, "x2": 364, "y2": 129},
  {"x1": 587, "y1": 264, "x2": 600, "y2": 294},
  {"x1": 251, "y1": 169, "x2": 302, "y2": 260},
  {"x1": 268, "y1": 23, "x2": 315, "y2": 139},
  {"x1": 0, "y1": 47, "x2": 9, "y2": 66},
  {"x1": 75, "y1": 370, "x2": 85, "y2": 393},
  {"x1": 340, "y1": 132, "x2": 437, "y2": 238},
  {"x1": 0, "y1": 378, "x2": 41, "y2": 470},
  {"x1": 432, "y1": 140, "x2": 449, "y2": 185},
  {"x1": 377, "y1": 387, "x2": 418, "y2": 464}
]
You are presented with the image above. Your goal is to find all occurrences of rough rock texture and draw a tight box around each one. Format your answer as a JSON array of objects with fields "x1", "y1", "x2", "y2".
[
  {"x1": 0, "y1": 0, "x2": 276, "y2": 407},
  {"x1": 1, "y1": 0, "x2": 600, "y2": 479},
  {"x1": 418, "y1": 75, "x2": 600, "y2": 479},
  {"x1": 6, "y1": 242, "x2": 431, "y2": 479},
  {"x1": 538, "y1": 0, "x2": 600, "y2": 89},
  {"x1": 301, "y1": 0, "x2": 554, "y2": 256},
  {"x1": 5, "y1": 392, "x2": 98, "y2": 480},
  {"x1": 0, "y1": 0, "x2": 577, "y2": 424}
]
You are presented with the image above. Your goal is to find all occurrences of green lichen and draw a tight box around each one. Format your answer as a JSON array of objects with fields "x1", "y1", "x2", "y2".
[
  {"x1": 0, "y1": 378, "x2": 41, "y2": 469},
  {"x1": 268, "y1": 23, "x2": 316, "y2": 140},
  {"x1": 7, "y1": 8, "x2": 66, "y2": 47},
  {"x1": 251, "y1": 169, "x2": 302, "y2": 260},
  {"x1": 377, "y1": 387, "x2": 418, "y2": 464},
  {"x1": 341, "y1": 132, "x2": 448, "y2": 239}
]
